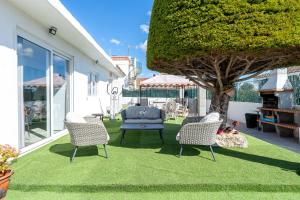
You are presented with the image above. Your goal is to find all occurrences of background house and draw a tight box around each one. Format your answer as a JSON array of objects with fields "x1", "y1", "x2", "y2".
[{"x1": 111, "y1": 56, "x2": 142, "y2": 110}]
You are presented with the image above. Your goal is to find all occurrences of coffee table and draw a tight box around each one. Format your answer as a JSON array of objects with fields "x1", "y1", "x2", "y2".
[
  {"x1": 91, "y1": 113, "x2": 104, "y2": 121},
  {"x1": 120, "y1": 123, "x2": 164, "y2": 145}
]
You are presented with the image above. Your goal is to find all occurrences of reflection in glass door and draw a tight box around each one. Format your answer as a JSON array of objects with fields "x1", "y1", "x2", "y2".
[
  {"x1": 53, "y1": 54, "x2": 70, "y2": 133},
  {"x1": 17, "y1": 36, "x2": 50, "y2": 147}
]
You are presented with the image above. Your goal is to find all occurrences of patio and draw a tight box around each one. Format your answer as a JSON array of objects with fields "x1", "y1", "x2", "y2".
[{"x1": 7, "y1": 117, "x2": 300, "y2": 200}]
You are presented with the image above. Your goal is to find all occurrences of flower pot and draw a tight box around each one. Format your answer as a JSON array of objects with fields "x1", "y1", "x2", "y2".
[{"x1": 0, "y1": 171, "x2": 13, "y2": 200}]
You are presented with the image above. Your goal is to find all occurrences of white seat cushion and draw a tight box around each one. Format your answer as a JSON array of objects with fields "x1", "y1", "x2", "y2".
[
  {"x1": 176, "y1": 133, "x2": 180, "y2": 141},
  {"x1": 66, "y1": 112, "x2": 86, "y2": 123},
  {"x1": 200, "y1": 112, "x2": 220, "y2": 123}
]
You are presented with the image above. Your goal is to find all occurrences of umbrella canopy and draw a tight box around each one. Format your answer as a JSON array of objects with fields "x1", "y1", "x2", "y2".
[{"x1": 140, "y1": 74, "x2": 194, "y2": 88}]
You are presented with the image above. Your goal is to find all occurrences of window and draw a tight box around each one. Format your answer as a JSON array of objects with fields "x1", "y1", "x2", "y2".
[{"x1": 88, "y1": 73, "x2": 98, "y2": 96}]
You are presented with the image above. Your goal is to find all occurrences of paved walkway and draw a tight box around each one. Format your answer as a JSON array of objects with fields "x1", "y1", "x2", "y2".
[{"x1": 231, "y1": 121, "x2": 300, "y2": 154}]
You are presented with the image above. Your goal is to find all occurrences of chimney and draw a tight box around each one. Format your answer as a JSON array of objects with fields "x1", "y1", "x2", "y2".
[
  {"x1": 260, "y1": 68, "x2": 293, "y2": 92},
  {"x1": 260, "y1": 68, "x2": 294, "y2": 109}
]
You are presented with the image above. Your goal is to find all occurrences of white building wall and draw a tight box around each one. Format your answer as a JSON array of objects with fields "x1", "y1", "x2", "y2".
[
  {"x1": 206, "y1": 100, "x2": 261, "y2": 123},
  {"x1": 0, "y1": 1, "x2": 116, "y2": 149},
  {"x1": 115, "y1": 60, "x2": 130, "y2": 75}
]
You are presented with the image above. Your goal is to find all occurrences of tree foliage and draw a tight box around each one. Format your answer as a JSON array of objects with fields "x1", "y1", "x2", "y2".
[
  {"x1": 148, "y1": 0, "x2": 300, "y2": 68},
  {"x1": 236, "y1": 82, "x2": 259, "y2": 102},
  {"x1": 147, "y1": 0, "x2": 300, "y2": 126}
]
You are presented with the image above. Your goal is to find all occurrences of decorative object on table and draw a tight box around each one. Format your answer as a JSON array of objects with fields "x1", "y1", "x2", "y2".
[
  {"x1": 0, "y1": 144, "x2": 19, "y2": 200},
  {"x1": 176, "y1": 112, "x2": 223, "y2": 161},
  {"x1": 65, "y1": 112, "x2": 110, "y2": 162}
]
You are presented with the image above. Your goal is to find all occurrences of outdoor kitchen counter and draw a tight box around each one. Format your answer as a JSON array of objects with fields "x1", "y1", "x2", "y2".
[{"x1": 258, "y1": 107, "x2": 300, "y2": 114}]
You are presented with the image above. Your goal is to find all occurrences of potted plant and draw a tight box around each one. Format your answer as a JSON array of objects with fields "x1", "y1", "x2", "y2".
[{"x1": 0, "y1": 144, "x2": 19, "y2": 200}]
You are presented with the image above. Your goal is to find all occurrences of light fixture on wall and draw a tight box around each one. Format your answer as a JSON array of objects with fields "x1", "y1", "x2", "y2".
[
  {"x1": 95, "y1": 59, "x2": 99, "y2": 64},
  {"x1": 49, "y1": 26, "x2": 57, "y2": 36}
]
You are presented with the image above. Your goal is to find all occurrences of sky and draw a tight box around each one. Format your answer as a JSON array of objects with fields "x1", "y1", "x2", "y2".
[{"x1": 60, "y1": 0, "x2": 156, "y2": 77}]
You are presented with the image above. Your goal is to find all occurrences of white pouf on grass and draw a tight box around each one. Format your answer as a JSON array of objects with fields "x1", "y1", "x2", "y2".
[{"x1": 216, "y1": 132, "x2": 248, "y2": 148}]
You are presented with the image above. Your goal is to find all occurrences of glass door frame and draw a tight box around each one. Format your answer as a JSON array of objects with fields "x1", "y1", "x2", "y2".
[
  {"x1": 51, "y1": 52, "x2": 72, "y2": 134},
  {"x1": 17, "y1": 30, "x2": 74, "y2": 149}
]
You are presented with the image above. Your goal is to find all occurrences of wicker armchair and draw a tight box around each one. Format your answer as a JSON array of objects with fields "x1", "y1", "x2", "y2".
[
  {"x1": 165, "y1": 100, "x2": 177, "y2": 119},
  {"x1": 65, "y1": 115, "x2": 110, "y2": 162},
  {"x1": 176, "y1": 116, "x2": 222, "y2": 161},
  {"x1": 181, "y1": 116, "x2": 204, "y2": 126}
]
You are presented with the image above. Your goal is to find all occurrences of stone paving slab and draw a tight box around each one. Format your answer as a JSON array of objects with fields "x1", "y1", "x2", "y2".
[{"x1": 229, "y1": 120, "x2": 300, "y2": 154}]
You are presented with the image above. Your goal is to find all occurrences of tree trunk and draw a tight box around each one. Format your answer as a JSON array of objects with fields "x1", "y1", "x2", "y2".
[{"x1": 209, "y1": 91, "x2": 230, "y2": 129}]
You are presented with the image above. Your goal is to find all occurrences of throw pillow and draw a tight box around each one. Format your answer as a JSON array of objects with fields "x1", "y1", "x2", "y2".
[
  {"x1": 200, "y1": 112, "x2": 220, "y2": 123},
  {"x1": 66, "y1": 112, "x2": 86, "y2": 123}
]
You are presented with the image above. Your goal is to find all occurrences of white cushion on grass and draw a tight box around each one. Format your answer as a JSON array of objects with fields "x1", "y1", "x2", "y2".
[
  {"x1": 66, "y1": 112, "x2": 86, "y2": 123},
  {"x1": 200, "y1": 112, "x2": 220, "y2": 123}
]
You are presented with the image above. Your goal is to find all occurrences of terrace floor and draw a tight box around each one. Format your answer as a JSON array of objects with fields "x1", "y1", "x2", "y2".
[
  {"x1": 233, "y1": 120, "x2": 300, "y2": 154},
  {"x1": 7, "y1": 118, "x2": 300, "y2": 200}
]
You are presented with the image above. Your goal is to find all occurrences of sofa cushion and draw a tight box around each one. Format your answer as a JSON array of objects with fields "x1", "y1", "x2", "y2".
[
  {"x1": 144, "y1": 107, "x2": 161, "y2": 119},
  {"x1": 66, "y1": 112, "x2": 86, "y2": 123},
  {"x1": 126, "y1": 106, "x2": 147, "y2": 119},
  {"x1": 200, "y1": 112, "x2": 220, "y2": 123},
  {"x1": 124, "y1": 119, "x2": 163, "y2": 124}
]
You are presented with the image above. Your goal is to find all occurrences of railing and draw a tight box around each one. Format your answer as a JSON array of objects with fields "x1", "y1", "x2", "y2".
[{"x1": 122, "y1": 88, "x2": 198, "y2": 98}]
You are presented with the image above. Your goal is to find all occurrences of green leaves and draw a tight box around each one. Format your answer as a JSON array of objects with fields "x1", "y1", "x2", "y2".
[
  {"x1": 247, "y1": 0, "x2": 267, "y2": 4},
  {"x1": 147, "y1": 0, "x2": 300, "y2": 68}
]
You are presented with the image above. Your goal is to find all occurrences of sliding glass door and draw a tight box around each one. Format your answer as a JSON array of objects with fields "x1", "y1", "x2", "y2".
[
  {"x1": 53, "y1": 54, "x2": 70, "y2": 133},
  {"x1": 17, "y1": 36, "x2": 71, "y2": 148},
  {"x1": 18, "y1": 37, "x2": 50, "y2": 147}
]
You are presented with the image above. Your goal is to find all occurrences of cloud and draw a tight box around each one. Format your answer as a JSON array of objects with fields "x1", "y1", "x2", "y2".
[
  {"x1": 110, "y1": 38, "x2": 121, "y2": 45},
  {"x1": 147, "y1": 10, "x2": 152, "y2": 16},
  {"x1": 23, "y1": 47, "x2": 34, "y2": 57},
  {"x1": 136, "y1": 40, "x2": 147, "y2": 52},
  {"x1": 140, "y1": 24, "x2": 149, "y2": 34}
]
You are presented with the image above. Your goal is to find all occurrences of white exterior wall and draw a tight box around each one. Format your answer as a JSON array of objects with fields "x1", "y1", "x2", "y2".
[
  {"x1": 112, "y1": 58, "x2": 134, "y2": 112},
  {"x1": 0, "y1": 1, "x2": 116, "y2": 149},
  {"x1": 206, "y1": 100, "x2": 261, "y2": 123},
  {"x1": 114, "y1": 60, "x2": 130, "y2": 75}
]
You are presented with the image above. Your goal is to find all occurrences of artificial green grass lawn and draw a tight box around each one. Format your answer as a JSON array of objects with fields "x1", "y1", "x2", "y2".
[{"x1": 7, "y1": 118, "x2": 300, "y2": 199}]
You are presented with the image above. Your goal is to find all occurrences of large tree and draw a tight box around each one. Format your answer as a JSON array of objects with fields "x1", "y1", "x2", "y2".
[{"x1": 147, "y1": 0, "x2": 300, "y2": 127}]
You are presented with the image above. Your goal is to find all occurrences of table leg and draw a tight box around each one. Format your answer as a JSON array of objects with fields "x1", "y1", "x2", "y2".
[
  {"x1": 159, "y1": 129, "x2": 164, "y2": 144},
  {"x1": 120, "y1": 129, "x2": 126, "y2": 145}
]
